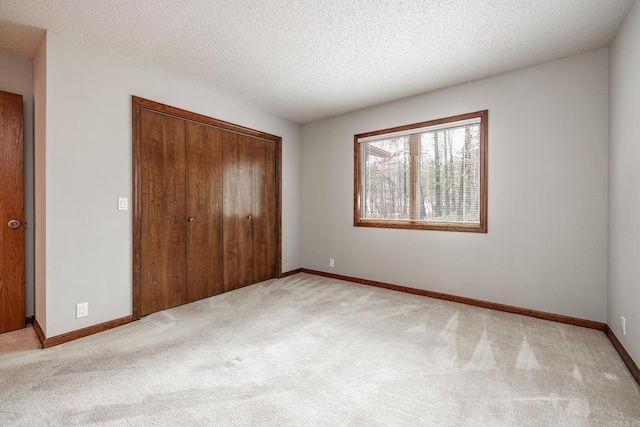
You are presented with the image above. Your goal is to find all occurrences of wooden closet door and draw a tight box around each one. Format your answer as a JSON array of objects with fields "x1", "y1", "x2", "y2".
[
  {"x1": 133, "y1": 96, "x2": 282, "y2": 319},
  {"x1": 223, "y1": 133, "x2": 277, "y2": 291},
  {"x1": 0, "y1": 91, "x2": 25, "y2": 334},
  {"x1": 223, "y1": 133, "x2": 254, "y2": 292},
  {"x1": 252, "y1": 139, "x2": 277, "y2": 283},
  {"x1": 140, "y1": 110, "x2": 187, "y2": 316},
  {"x1": 185, "y1": 122, "x2": 223, "y2": 302}
]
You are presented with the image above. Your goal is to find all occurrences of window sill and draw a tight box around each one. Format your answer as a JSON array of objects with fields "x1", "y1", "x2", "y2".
[{"x1": 354, "y1": 219, "x2": 487, "y2": 233}]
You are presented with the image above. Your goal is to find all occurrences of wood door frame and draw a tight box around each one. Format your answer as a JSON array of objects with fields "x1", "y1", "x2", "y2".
[{"x1": 132, "y1": 96, "x2": 282, "y2": 320}]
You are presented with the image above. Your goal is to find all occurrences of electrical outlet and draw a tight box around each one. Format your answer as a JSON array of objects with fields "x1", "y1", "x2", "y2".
[
  {"x1": 329, "y1": 258, "x2": 335, "y2": 268},
  {"x1": 76, "y1": 302, "x2": 88, "y2": 319},
  {"x1": 621, "y1": 316, "x2": 626, "y2": 336}
]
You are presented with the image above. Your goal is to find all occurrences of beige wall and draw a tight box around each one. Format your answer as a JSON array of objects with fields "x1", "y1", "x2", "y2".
[
  {"x1": 36, "y1": 31, "x2": 301, "y2": 337},
  {"x1": 609, "y1": 0, "x2": 640, "y2": 366},
  {"x1": 33, "y1": 34, "x2": 47, "y2": 332},
  {"x1": 0, "y1": 50, "x2": 35, "y2": 318},
  {"x1": 301, "y1": 49, "x2": 609, "y2": 322}
]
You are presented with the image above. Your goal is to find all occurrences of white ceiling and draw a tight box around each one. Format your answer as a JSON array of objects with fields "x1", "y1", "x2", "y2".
[{"x1": 0, "y1": 1, "x2": 634, "y2": 124}]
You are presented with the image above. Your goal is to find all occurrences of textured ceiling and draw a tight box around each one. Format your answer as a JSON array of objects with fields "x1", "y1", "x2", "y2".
[{"x1": 0, "y1": 0, "x2": 634, "y2": 123}]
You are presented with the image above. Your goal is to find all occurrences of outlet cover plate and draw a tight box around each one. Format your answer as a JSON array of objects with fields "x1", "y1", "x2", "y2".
[{"x1": 76, "y1": 302, "x2": 88, "y2": 318}]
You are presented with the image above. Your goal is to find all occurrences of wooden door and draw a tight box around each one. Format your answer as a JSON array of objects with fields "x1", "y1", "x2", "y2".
[
  {"x1": 133, "y1": 96, "x2": 282, "y2": 319},
  {"x1": 223, "y1": 134, "x2": 277, "y2": 291},
  {"x1": 185, "y1": 122, "x2": 223, "y2": 302},
  {"x1": 139, "y1": 109, "x2": 187, "y2": 316},
  {"x1": 252, "y1": 139, "x2": 277, "y2": 283},
  {"x1": 0, "y1": 91, "x2": 25, "y2": 334},
  {"x1": 223, "y1": 133, "x2": 255, "y2": 292}
]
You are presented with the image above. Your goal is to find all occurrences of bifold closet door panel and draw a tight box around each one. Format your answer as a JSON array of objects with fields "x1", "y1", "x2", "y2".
[
  {"x1": 140, "y1": 110, "x2": 187, "y2": 316},
  {"x1": 223, "y1": 132, "x2": 255, "y2": 292},
  {"x1": 0, "y1": 91, "x2": 25, "y2": 334},
  {"x1": 252, "y1": 139, "x2": 277, "y2": 283},
  {"x1": 185, "y1": 122, "x2": 224, "y2": 302}
]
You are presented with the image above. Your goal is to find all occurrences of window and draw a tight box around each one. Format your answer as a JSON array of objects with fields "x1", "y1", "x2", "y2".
[{"x1": 354, "y1": 110, "x2": 487, "y2": 233}]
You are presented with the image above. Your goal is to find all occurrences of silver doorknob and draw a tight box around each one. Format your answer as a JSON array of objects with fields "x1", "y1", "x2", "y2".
[
  {"x1": 247, "y1": 215, "x2": 252, "y2": 220},
  {"x1": 8, "y1": 220, "x2": 21, "y2": 229},
  {"x1": 188, "y1": 218, "x2": 194, "y2": 222}
]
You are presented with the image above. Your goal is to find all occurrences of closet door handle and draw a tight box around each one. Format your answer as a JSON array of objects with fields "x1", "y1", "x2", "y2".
[
  {"x1": 247, "y1": 215, "x2": 252, "y2": 220},
  {"x1": 188, "y1": 218, "x2": 194, "y2": 222}
]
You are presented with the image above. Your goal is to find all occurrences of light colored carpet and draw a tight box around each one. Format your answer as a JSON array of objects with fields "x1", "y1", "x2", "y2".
[{"x1": 1, "y1": 273, "x2": 639, "y2": 426}]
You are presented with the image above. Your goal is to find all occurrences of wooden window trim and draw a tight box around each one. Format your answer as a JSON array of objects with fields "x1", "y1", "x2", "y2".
[{"x1": 354, "y1": 110, "x2": 488, "y2": 233}]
